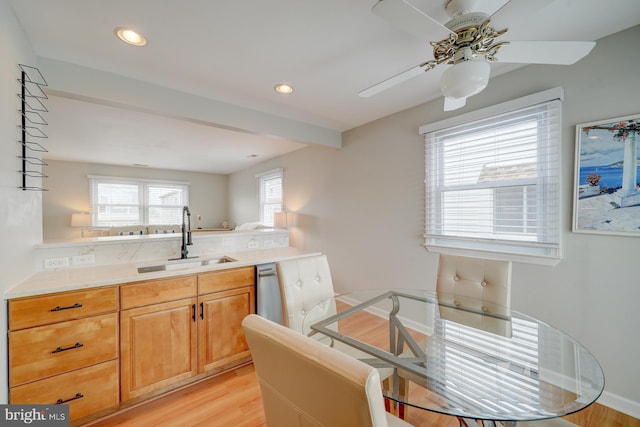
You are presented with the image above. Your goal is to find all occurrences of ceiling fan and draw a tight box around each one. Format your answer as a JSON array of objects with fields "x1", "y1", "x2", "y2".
[{"x1": 360, "y1": 0, "x2": 596, "y2": 111}]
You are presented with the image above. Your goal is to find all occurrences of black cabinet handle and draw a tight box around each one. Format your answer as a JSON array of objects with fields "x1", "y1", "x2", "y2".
[
  {"x1": 51, "y1": 303, "x2": 83, "y2": 312},
  {"x1": 52, "y1": 342, "x2": 83, "y2": 354},
  {"x1": 56, "y1": 392, "x2": 84, "y2": 404},
  {"x1": 192, "y1": 304, "x2": 196, "y2": 322},
  {"x1": 200, "y1": 302, "x2": 204, "y2": 320}
]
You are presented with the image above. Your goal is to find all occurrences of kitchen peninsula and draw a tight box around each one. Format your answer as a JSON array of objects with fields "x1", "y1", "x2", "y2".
[{"x1": 5, "y1": 229, "x2": 319, "y2": 425}]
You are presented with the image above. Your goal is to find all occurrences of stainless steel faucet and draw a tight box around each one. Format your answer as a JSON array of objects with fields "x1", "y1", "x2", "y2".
[{"x1": 171, "y1": 205, "x2": 197, "y2": 260}]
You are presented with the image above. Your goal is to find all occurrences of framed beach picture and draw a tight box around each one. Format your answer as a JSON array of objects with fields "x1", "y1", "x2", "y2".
[{"x1": 573, "y1": 114, "x2": 640, "y2": 236}]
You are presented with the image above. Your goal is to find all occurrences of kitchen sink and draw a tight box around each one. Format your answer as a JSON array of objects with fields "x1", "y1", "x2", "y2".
[{"x1": 137, "y1": 256, "x2": 237, "y2": 273}]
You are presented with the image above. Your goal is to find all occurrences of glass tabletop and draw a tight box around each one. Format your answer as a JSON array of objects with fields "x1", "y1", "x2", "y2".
[{"x1": 303, "y1": 289, "x2": 605, "y2": 424}]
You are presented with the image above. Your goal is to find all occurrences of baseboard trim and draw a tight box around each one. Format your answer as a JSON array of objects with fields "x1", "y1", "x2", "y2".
[{"x1": 598, "y1": 390, "x2": 640, "y2": 420}]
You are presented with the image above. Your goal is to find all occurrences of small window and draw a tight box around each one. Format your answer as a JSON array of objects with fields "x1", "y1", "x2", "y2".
[
  {"x1": 257, "y1": 169, "x2": 283, "y2": 227},
  {"x1": 421, "y1": 89, "x2": 562, "y2": 262},
  {"x1": 89, "y1": 176, "x2": 189, "y2": 227}
]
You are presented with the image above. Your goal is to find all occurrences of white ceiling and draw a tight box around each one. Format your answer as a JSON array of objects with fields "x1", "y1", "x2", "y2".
[
  {"x1": 9, "y1": 0, "x2": 640, "y2": 174},
  {"x1": 44, "y1": 94, "x2": 306, "y2": 174}
]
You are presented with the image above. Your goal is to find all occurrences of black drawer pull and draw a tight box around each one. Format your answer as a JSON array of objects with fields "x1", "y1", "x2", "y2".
[
  {"x1": 51, "y1": 303, "x2": 83, "y2": 312},
  {"x1": 200, "y1": 302, "x2": 204, "y2": 320},
  {"x1": 192, "y1": 304, "x2": 196, "y2": 322},
  {"x1": 56, "y1": 392, "x2": 84, "y2": 405},
  {"x1": 52, "y1": 342, "x2": 84, "y2": 354}
]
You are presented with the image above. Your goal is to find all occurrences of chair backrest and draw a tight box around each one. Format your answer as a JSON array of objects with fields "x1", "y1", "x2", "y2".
[
  {"x1": 276, "y1": 254, "x2": 336, "y2": 334},
  {"x1": 242, "y1": 314, "x2": 391, "y2": 427},
  {"x1": 436, "y1": 254, "x2": 512, "y2": 311}
]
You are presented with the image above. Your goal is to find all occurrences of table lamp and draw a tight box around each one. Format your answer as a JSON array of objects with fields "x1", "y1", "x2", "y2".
[{"x1": 71, "y1": 213, "x2": 91, "y2": 237}]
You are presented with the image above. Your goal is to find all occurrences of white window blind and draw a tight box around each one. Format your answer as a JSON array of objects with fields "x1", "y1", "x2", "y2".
[
  {"x1": 89, "y1": 176, "x2": 189, "y2": 227},
  {"x1": 145, "y1": 182, "x2": 187, "y2": 225},
  {"x1": 422, "y1": 90, "x2": 561, "y2": 261},
  {"x1": 432, "y1": 316, "x2": 543, "y2": 413},
  {"x1": 258, "y1": 169, "x2": 283, "y2": 227}
]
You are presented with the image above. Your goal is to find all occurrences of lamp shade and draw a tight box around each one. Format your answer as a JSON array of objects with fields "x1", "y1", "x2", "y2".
[
  {"x1": 274, "y1": 212, "x2": 288, "y2": 229},
  {"x1": 274, "y1": 212, "x2": 296, "y2": 229},
  {"x1": 71, "y1": 213, "x2": 91, "y2": 227},
  {"x1": 440, "y1": 60, "x2": 491, "y2": 100}
]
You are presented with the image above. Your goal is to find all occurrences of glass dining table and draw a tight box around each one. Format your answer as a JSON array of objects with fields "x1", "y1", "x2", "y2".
[{"x1": 302, "y1": 289, "x2": 604, "y2": 427}]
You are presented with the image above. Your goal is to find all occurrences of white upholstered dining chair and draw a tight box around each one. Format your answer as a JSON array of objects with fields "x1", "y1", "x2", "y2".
[
  {"x1": 276, "y1": 254, "x2": 336, "y2": 334},
  {"x1": 436, "y1": 255, "x2": 578, "y2": 427},
  {"x1": 436, "y1": 253, "x2": 512, "y2": 312},
  {"x1": 242, "y1": 314, "x2": 414, "y2": 427},
  {"x1": 276, "y1": 255, "x2": 399, "y2": 411}
]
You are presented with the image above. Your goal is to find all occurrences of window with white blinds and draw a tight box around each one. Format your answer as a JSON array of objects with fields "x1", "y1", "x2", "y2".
[
  {"x1": 421, "y1": 89, "x2": 562, "y2": 262},
  {"x1": 89, "y1": 176, "x2": 189, "y2": 227},
  {"x1": 257, "y1": 169, "x2": 283, "y2": 227}
]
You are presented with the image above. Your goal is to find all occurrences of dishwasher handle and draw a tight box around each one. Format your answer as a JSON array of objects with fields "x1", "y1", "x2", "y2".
[{"x1": 258, "y1": 271, "x2": 277, "y2": 278}]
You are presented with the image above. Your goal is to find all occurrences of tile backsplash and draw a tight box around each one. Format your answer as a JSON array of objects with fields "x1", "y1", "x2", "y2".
[{"x1": 35, "y1": 230, "x2": 289, "y2": 271}]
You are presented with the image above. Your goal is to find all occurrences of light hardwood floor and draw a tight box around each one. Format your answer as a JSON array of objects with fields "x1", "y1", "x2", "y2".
[{"x1": 86, "y1": 363, "x2": 638, "y2": 427}]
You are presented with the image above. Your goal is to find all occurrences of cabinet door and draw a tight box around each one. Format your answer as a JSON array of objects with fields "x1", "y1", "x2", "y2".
[
  {"x1": 198, "y1": 286, "x2": 255, "y2": 373},
  {"x1": 120, "y1": 298, "x2": 198, "y2": 401}
]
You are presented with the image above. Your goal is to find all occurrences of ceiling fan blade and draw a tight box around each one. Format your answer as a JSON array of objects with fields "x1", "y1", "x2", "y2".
[
  {"x1": 489, "y1": 0, "x2": 556, "y2": 30},
  {"x1": 444, "y1": 97, "x2": 467, "y2": 111},
  {"x1": 495, "y1": 41, "x2": 596, "y2": 65},
  {"x1": 372, "y1": 0, "x2": 453, "y2": 41},
  {"x1": 359, "y1": 63, "x2": 427, "y2": 98}
]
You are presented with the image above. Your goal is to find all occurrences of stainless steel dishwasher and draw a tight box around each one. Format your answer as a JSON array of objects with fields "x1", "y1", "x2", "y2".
[{"x1": 255, "y1": 263, "x2": 284, "y2": 325}]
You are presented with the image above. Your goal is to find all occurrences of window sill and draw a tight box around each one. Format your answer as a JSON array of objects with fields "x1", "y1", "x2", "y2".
[{"x1": 424, "y1": 244, "x2": 561, "y2": 266}]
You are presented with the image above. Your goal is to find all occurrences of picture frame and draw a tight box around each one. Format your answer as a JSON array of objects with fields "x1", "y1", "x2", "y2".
[{"x1": 573, "y1": 113, "x2": 640, "y2": 236}]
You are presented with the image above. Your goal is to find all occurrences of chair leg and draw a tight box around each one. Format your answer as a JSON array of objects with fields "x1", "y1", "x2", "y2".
[{"x1": 383, "y1": 376, "x2": 408, "y2": 419}]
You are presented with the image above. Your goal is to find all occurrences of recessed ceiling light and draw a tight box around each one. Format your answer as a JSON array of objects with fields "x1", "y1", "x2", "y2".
[
  {"x1": 115, "y1": 27, "x2": 147, "y2": 46},
  {"x1": 274, "y1": 84, "x2": 294, "y2": 95}
]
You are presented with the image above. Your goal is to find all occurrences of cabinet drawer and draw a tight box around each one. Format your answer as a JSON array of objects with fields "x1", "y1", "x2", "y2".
[
  {"x1": 199, "y1": 266, "x2": 255, "y2": 294},
  {"x1": 10, "y1": 360, "x2": 119, "y2": 423},
  {"x1": 121, "y1": 275, "x2": 197, "y2": 309},
  {"x1": 9, "y1": 313, "x2": 118, "y2": 386},
  {"x1": 9, "y1": 287, "x2": 118, "y2": 331}
]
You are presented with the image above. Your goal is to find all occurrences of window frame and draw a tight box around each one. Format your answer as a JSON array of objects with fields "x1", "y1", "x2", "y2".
[
  {"x1": 88, "y1": 175, "x2": 190, "y2": 227},
  {"x1": 420, "y1": 88, "x2": 563, "y2": 265}
]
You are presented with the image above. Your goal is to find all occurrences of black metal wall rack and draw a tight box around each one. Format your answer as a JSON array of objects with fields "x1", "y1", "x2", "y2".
[{"x1": 18, "y1": 64, "x2": 48, "y2": 191}]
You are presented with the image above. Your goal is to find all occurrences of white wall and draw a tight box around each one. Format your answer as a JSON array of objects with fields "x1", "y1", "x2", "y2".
[
  {"x1": 0, "y1": 1, "x2": 39, "y2": 403},
  {"x1": 42, "y1": 160, "x2": 229, "y2": 241},
  {"x1": 229, "y1": 25, "x2": 640, "y2": 416}
]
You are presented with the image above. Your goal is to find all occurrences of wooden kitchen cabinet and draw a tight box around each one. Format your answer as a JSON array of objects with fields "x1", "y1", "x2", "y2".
[
  {"x1": 11, "y1": 360, "x2": 119, "y2": 422},
  {"x1": 10, "y1": 312, "x2": 118, "y2": 386},
  {"x1": 8, "y1": 263, "x2": 259, "y2": 422},
  {"x1": 198, "y1": 285, "x2": 255, "y2": 373},
  {"x1": 119, "y1": 275, "x2": 198, "y2": 402},
  {"x1": 198, "y1": 266, "x2": 255, "y2": 294},
  {"x1": 197, "y1": 266, "x2": 255, "y2": 374},
  {"x1": 8, "y1": 286, "x2": 119, "y2": 425},
  {"x1": 9, "y1": 286, "x2": 118, "y2": 331}
]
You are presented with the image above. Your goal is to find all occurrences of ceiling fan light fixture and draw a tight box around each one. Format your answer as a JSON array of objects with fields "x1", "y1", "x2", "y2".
[{"x1": 440, "y1": 59, "x2": 490, "y2": 100}]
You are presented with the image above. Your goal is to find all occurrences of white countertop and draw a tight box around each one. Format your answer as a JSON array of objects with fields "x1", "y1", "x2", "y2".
[{"x1": 5, "y1": 247, "x2": 320, "y2": 299}]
